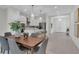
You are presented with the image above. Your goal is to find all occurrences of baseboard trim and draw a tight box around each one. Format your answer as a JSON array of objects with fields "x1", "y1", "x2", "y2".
[{"x1": 70, "y1": 35, "x2": 79, "y2": 48}]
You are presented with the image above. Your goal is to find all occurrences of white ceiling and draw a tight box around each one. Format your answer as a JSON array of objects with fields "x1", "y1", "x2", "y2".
[{"x1": 0, "y1": 5, "x2": 76, "y2": 17}]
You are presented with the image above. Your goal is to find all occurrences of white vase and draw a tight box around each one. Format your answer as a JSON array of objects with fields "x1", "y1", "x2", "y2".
[{"x1": 14, "y1": 31, "x2": 21, "y2": 37}]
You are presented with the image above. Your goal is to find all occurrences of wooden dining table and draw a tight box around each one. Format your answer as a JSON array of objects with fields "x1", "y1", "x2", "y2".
[{"x1": 7, "y1": 35, "x2": 44, "y2": 54}]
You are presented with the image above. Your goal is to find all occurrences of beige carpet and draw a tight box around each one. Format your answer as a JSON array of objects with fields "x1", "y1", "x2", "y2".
[{"x1": 46, "y1": 32, "x2": 79, "y2": 54}]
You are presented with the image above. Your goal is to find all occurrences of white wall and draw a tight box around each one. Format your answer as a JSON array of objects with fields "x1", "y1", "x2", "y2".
[
  {"x1": 0, "y1": 8, "x2": 7, "y2": 36},
  {"x1": 7, "y1": 8, "x2": 26, "y2": 33},
  {"x1": 69, "y1": 6, "x2": 79, "y2": 48},
  {"x1": 70, "y1": 12, "x2": 75, "y2": 38},
  {"x1": 69, "y1": 6, "x2": 78, "y2": 39},
  {"x1": 51, "y1": 15, "x2": 70, "y2": 33},
  {"x1": 46, "y1": 16, "x2": 51, "y2": 37},
  {"x1": 7, "y1": 8, "x2": 20, "y2": 32}
]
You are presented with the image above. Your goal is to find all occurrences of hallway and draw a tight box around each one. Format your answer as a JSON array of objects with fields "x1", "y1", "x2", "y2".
[{"x1": 46, "y1": 32, "x2": 79, "y2": 54}]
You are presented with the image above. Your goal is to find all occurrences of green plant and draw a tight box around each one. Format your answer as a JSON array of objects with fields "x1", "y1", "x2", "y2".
[{"x1": 9, "y1": 21, "x2": 22, "y2": 32}]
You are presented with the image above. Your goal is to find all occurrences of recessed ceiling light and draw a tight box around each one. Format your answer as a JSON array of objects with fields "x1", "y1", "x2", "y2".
[
  {"x1": 31, "y1": 13, "x2": 34, "y2": 17},
  {"x1": 54, "y1": 6, "x2": 57, "y2": 9},
  {"x1": 24, "y1": 9, "x2": 27, "y2": 12},
  {"x1": 39, "y1": 17, "x2": 42, "y2": 20},
  {"x1": 39, "y1": 17, "x2": 42, "y2": 21},
  {"x1": 58, "y1": 19, "x2": 62, "y2": 21}
]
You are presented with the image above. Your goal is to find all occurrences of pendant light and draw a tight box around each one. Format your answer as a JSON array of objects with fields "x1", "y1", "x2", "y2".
[
  {"x1": 31, "y1": 5, "x2": 34, "y2": 17},
  {"x1": 39, "y1": 10, "x2": 42, "y2": 22}
]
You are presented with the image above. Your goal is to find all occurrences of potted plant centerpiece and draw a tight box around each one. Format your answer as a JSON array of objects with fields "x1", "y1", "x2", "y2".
[{"x1": 9, "y1": 21, "x2": 23, "y2": 37}]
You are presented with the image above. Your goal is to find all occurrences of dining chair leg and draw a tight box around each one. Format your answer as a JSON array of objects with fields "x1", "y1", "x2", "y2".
[
  {"x1": 26, "y1": 50, "x2": 28, "y2": 54},
  {"x1": 2, "y1": 50, "x2": 5, "y2": 54},
  {"x1": 2, "y1": 50, "x2": 9, "y2": 54},
  {"x1": 1, "y1": 48, "x2": 2, "y2": 53},
  {"x1": 8, "y1": 50, "x2": 9, "y2": 54},
  {"x1": 31, "y1": 48, "x2": 34, "y2": 54},
  {"x1": 1, "y1": 48, "x2": 4, "y2": 54},
  {"x1": 45, "y1": 49, "x2": 47, "y2": 54}
]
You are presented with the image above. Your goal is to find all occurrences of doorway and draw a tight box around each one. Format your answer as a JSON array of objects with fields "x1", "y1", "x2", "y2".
[{"x1": 51, "y1": 15, "x2": 69, "y2": 33}]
